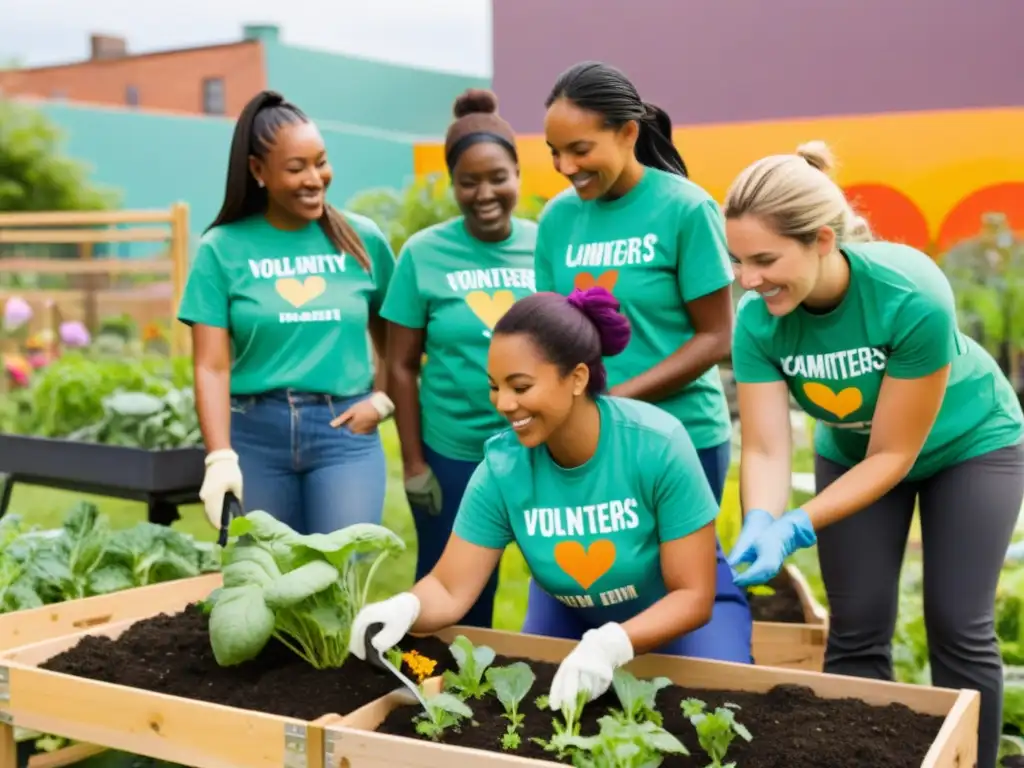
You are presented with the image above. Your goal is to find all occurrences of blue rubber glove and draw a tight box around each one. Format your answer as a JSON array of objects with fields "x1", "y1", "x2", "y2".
[
  {"x1": 726, "y1": 509, "x2": 775, "y2": 568},
  {"x1": 728, "y1": 508, "x2": 817, "y2": 588}
]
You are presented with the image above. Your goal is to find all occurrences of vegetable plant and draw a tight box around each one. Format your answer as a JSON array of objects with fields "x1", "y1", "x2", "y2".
[
  {"x1": 680, "y1": 698, "x2": 752, "y2": 768},
  {"x1": 207, "y1": 511, "x2": 404, "y2": 669},
  {"x1": 533, "y1": 689, "x2": 589, "y2": 759},
  {"x1": 485, "y1": 661, "x2": 536, "y2": 750},
  {"x1": 413, "y1": 692, "x2": 474, "y2": 741},
  {"x1": 565, "y1": 715, "x2": 688, "y2": 767},
  {"x1": 442, "y1": 634, "x2": 496, "y2": 699},
  {"x1": 608, "y1": 669, "x2": 672, "y2": 726}
]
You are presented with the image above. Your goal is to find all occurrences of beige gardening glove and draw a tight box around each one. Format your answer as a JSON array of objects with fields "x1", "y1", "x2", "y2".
[{"x1": 199, "y1": 449, "x2": 243, "y2": 529}]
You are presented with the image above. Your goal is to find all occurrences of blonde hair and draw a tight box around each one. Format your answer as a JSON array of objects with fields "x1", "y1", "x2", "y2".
[{"x1": 724, "y1": 140, "x2": 872, "y2": 245}]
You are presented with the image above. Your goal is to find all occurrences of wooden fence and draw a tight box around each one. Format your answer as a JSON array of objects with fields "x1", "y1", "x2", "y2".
[{"x1": 0, "y1": 203, "x2": 190, "y2": 356}]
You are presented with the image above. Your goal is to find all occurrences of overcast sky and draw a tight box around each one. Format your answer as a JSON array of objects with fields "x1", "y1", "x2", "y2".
[{"x1": 0, "y1": 0, "x2": 492, "y2": 76}]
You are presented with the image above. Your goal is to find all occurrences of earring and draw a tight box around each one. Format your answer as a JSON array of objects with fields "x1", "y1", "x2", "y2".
[{"x1": 256, "y1": 178, "x2": 265, "y2": 188}]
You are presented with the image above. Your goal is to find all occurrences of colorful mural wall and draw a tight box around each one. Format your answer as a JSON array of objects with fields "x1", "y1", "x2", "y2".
[{"x1": 413, "y1": 106, "x2": 1024, "y2": 254}]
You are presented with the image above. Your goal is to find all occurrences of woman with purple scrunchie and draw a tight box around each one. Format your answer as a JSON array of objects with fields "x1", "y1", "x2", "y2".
[{"x1": 351, "y1": 285, "x2": 744, "y2": 710}]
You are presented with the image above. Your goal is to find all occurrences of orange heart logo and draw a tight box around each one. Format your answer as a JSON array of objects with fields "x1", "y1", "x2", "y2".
[
  {"x1": 802, "y1": 382, "x2": 863, "y2": 419},
  {"x1": 553, "y1": 540, "x2": 616, "y2": 591},
  {"x1": 574, "y1": 271, "x2": 618, "y2": 293}
]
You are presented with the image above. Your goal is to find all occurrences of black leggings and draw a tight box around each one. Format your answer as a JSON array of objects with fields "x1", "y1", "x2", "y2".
[{"x1": 815, "y1": 442, "x2": 1024, "y2": 768}]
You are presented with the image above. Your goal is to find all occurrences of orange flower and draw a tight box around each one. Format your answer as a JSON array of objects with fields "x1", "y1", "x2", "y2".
[{"x1": 402, "y1": 650, "x2": 437, "y2": 683}]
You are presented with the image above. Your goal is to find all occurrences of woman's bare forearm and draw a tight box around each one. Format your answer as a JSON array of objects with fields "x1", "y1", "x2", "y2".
[
  {"x1": 195, "y1": 366, "x2": 232, "y2": 452},
  {"x1": 739, "y1": 447, "x2": 792, "y2": 518}
]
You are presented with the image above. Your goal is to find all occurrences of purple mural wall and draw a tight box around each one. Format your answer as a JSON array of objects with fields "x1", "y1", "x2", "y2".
[{"x1": 491, "y1": 0, "x2": 1024, "y2": 133}]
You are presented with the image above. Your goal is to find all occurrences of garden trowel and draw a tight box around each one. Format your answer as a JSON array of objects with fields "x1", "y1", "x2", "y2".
[
  {"x1": 364, "y1": 622, "x2": 430, "y2": 711},
  {"x1": 217, "y1": 492, "x2": 243, "y2": 547}
]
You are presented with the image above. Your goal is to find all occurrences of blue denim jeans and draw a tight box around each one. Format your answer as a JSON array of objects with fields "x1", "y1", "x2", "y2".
[
  {"x1": 409, "y1": 442, "x2": 498, "y2": 628},
  {"x1": 230, "y1": 389, "x2": 387, "y2": 535},
  {"x1": 521, "y1": 440, "x2": 754, "y2": 663}
]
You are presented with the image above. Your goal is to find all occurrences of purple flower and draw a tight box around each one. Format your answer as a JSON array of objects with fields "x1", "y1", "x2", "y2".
[
  {"x1": 3, "y1": 297, "x2": 32, "y2": 330},
  {"x1": 59, "y1": 321, "x2": 91, "y2": 348}
]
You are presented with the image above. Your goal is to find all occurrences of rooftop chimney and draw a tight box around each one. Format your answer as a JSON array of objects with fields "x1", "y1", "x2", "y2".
[
  {"x1": 89, "y1": 34, "x2": 127, "y2": 61},
  {"x1": 242, "y1": 24, "x2": 280, "y2": 44}
]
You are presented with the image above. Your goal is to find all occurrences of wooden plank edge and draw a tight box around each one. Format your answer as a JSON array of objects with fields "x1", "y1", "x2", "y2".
[
  {"x1": 920, "y1": 689, "x2": 979, "y2": 768},
  {"x1": 784, "y1": 563, "x2": 830, "y2": 626},
  {"x1": 26, "y1": 742, "x2": 107, "y2": 768}
]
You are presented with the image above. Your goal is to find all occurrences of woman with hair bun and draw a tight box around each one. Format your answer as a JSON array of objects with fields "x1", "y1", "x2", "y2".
[
  {"x1": 352, "y1": 286, "x2": 738, "y2": 710},
  {"x1": 726, "y1": 140, "x2": 1024, "y2": 768},
  {"x1": 530, "y1": 60, "x2": 752, "y2": 664},
  {"x1": 381, "y1": 88, "x2": 537, "y2": 628}
]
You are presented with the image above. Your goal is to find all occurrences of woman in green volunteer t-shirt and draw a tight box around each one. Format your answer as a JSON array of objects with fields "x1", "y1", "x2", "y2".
[
  {"x1": 529, "y1": 60, "x2": 751, "y2": 658},
  {"x1": 725, "y1": 140, "x2": 1024, "y2": 768},
  {"x1": 350, "y1": 286, "x2": 749, "y2": 712},
  {"x1": 177, "y1": 90, "x2": 397, "y2": 536},
  {"x1": 381, "y1": 88, "x2": 537, "y2": 629}
]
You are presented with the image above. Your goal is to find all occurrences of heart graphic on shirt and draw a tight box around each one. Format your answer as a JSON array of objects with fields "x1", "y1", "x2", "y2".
[
  {"x1": 574, "y1": 270, "x2": 618, "y2": 293},
  {"x1": 554, "y1": 540, "x2": 617, "y2": 591},
  {"x1": 276, "y1": 276, "x2": 326, "y2": 308},
  {"x1": 803, "y1": 382, "x2": 863, "y2": 419},
  {"x1": 464, "y1": 290, "x2": 516, "y2": 330}
]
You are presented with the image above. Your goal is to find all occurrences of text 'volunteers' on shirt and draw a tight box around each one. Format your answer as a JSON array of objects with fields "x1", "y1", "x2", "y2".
[
  {"x1": 177, "y1": 212, "x2": 396, "y2": 397},
  {"x1": 380, "y1": 216, "x2": 538, "y2": 462},
  {"x1": 533, "y1": 167, "x2": 734, "y2": 451},
  {"x1": 731, "y1": 240, "x2": 1024, "y2": 480},
  {"x1": 452, "y1": 396, "x2": 720, "y2": 625}
]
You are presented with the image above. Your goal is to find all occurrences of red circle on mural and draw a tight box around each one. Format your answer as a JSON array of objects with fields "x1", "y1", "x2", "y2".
[
  {"x1": 842, "y1": 184, "x2": 931, "y2": 250},
  {"x1": 937, "y1": 183, "x2": 1024, "y2": 251}
]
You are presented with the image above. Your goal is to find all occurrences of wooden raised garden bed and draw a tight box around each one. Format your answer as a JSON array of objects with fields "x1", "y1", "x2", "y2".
[
  {"x1": 0, "y1": 577, "x2": 455, "y2": 768},
  {"x1": 322, "y1": 626, "x2": 979, "y2": 768},
  {"x1": 747, "y1": 564, "x2": 828, "y2": 671}
]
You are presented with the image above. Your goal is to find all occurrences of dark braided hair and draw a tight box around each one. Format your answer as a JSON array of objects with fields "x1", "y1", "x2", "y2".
[
  {"x1": 546, "y1": 61, "x2": 688, "y2": 178},
  {"x1": 207, "y1": 89, "x2": 370, "y2": 270}
]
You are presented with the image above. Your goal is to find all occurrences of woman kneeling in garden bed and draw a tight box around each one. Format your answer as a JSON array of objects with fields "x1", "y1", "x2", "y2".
[{"x1": 352, "y1": 284, "x2": 752, "y2": 717}]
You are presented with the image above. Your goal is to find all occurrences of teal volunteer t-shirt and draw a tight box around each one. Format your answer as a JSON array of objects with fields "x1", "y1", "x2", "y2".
[
  {"x1": 534, "y1": 168, "x2": 734, "y2": 451},
  {"x1": 732, "y1": 241, "x2": 1024, "y2": 480},
  {"x1": 381, "y1": 217, "x2": 537, "y2": 462},
  {"x1": 178, "y1": 212, "x2": 395, "y2": 397},
  {"x1": 453, "y1": 396, "x2": 719, "y2": 625}
]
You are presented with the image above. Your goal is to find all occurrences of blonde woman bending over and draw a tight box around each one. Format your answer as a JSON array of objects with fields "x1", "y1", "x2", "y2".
[{"x1": 724, "y1": 141, "x2": 1023, "y2": 768}]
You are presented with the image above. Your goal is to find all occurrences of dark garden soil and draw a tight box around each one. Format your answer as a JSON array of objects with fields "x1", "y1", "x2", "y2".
[
  {"x1": 40, "y1": 603, "x2": 454, "y2": 721},
  {"x1": 378, "y1": 652, "x2": 945, "y2": 768},
  {"x1": 747, "y1": 571, "x2": 810, "y2": 623},
  {"x1": 1003, "y1": 758, "x2": 1024, "y2": 768}
]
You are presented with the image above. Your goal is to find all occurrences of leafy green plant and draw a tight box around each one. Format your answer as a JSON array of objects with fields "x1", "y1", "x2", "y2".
[
  {"x1": 533, "y1": 690, "x2": 589, "y2": 759},
  {"x1": 207, "y1": 511, "x2": 404, "y2": 669},
  {"x1": 413, "y1": 692, "x2": 474, "y2": 741},
  {"x1": 608, "y1": 669, "x2": 672, "y2": 726},
  {"x1": 442, "y1": 634, "x2": 496, "y2": 699},
  {"x1": 680, "y1": 698, "x2": 752, "y2": 768},
  {"x1": 66, "y1": 389, "x2": 201, "y2": 449},
  {"x1": 485, "y1": 661, "x2": 536, "y2": 750},
  {"x1": 565, "y1": 715, "x2": 688, "y2": 767}
]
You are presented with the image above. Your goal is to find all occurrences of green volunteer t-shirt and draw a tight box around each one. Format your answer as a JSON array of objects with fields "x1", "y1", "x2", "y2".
[
  {"x1": 453, "y1": 396, "x2": 719, "y2": 625},
  {"x1": 380, "y1": 217, "x2": 537, "y2": 462},
  {"x1": 732, "y1": 241, "x2": 1024, "y2": 480},
  {"x1": 177, "y1": 212, "x2": 395, "y2": 397},
  {"x1": 534, "y1": 168, "x2": 734, "y2": 451}
]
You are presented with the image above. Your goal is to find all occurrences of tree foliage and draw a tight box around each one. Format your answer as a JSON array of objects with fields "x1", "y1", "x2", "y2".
[{"x1": 0, "y1": 99, "x2": 119, "y2": 212}]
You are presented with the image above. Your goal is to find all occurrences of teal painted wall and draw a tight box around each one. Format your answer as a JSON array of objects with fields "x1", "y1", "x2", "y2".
[
  {"x1": 31, "y1": 99, "x2": 416, "y2": 253},
  {"x1": 264, "y1": 41, "x2": 491, "y2": 137}
]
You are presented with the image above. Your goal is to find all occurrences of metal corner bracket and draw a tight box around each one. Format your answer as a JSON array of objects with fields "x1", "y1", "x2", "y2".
[{"x1": 284, "y1": 722, "x2": 308, "y2": 768}]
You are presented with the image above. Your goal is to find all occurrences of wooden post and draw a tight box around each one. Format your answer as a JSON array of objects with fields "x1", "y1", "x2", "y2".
[{"x1": 169, "y1": 202, "x2": 190, "y2": 358}]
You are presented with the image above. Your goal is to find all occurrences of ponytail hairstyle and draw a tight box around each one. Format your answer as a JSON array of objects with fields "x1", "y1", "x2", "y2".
[
  {"x1": 724, "y1": 140, "x2": 872, "y2": 246},
  {"x1": 206, "y1": 89, "x2": 370, "y2": 270},
  {"x1": 546, "y1": 61, "x2": 688, "y2": 178},
  {"x1": 493, "y1": 286, "x2": 631, "y2": 396}
]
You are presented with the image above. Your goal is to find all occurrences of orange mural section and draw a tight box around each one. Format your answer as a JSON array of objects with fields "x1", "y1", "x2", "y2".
[{"x1": 414, "y1": 107, "x2": 1024, "y2": 253}]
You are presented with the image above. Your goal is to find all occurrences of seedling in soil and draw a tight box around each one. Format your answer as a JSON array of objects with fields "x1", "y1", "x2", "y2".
[
  {"x1": 533, "y1": 689, "x2": 589, "y2": 759},
  {"x1": 680, "y1": 698, "x2": 753, "y2": 768},
  {"x1": 746, "y1": 584, "x2": 776, "y2": 597},
  {"x1": 413, "y1": 692, "x2": 474, "y2": 741},
  {"x1": 484, "y1": 661, "x2": 536, "y2": 750},
  {"x1": 563, "y1": 714, "x2": 689, "y2": 767},
  {"x1": 608, "y1": 668, "x2": 672, "y2": 726},
  {"x1": 442, "y1": 635, "x2": 496, "y2": 700}
]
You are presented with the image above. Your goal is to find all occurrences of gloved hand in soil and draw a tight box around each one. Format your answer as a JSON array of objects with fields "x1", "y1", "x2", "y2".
[
  {"x1": 404, "y1": 466, "x2": 443, "y2": 516},
  {"x1": 349, "y1": 592, "x2": 421, "y2": 660},
  {"x1": 549, "y1": 622, "x2": 634, "y2": 711},
  {"x1": 199, "y1": 449, "x2": 243, "y2": 529},
  {"x1": 728, "y1": 507, "x2": 817, "y2": 588}
]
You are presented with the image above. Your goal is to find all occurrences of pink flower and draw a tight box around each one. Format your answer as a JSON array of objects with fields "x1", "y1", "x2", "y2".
[
  {"x1": 3, "y1": 297, "x2": 32, "y2": 331},
  {"x1": 59, "y1": 321, "x2": 91, "y2": 348}
]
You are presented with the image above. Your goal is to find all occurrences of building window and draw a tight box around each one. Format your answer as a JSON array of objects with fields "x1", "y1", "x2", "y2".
[
  {"x1": 125, "y1": 85, "x2": 139, "y2": 107},
  {"x1": 202, "y1": 77, "x2": 225, "y2": 115}
]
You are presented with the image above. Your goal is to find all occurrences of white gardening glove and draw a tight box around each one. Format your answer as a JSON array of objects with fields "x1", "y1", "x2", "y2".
[
  {"x1": 199, "y1": 449, "x2": 243, "y2": 529},
  {"x1": 349, "y1": 593, "x2": 421, "y2": 661},
  {"x1": 549, "y1": 622, "x2": 634, "y2": 711}
]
